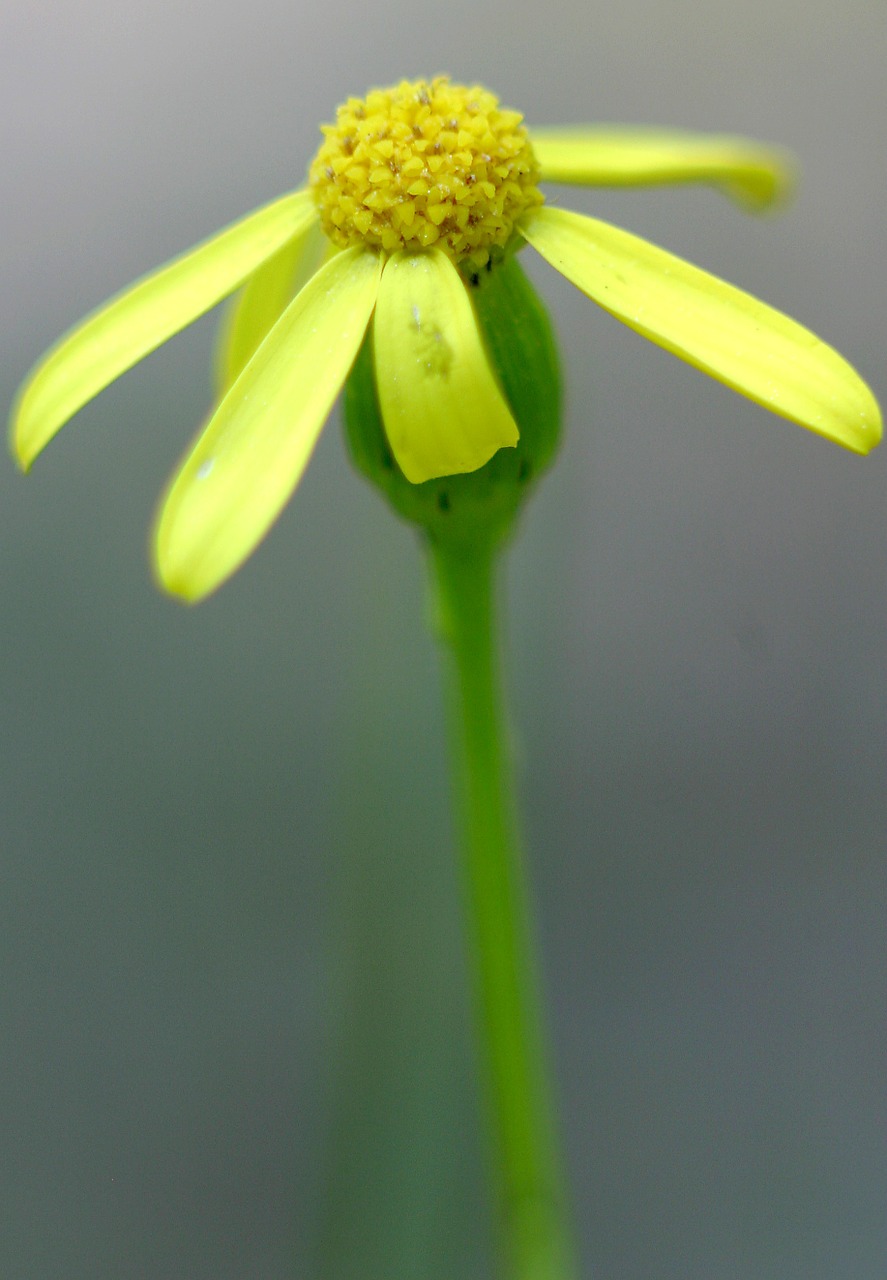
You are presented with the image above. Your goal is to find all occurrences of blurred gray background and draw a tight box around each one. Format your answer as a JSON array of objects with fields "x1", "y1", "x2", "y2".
[{"x1": 1, "y1": 2, "x2": 884, "y2": 1277}]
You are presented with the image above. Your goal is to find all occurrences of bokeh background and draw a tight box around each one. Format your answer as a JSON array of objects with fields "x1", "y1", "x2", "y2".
[{"x1": 1, "y1": 2, "x2": 884, "y2": 1277}]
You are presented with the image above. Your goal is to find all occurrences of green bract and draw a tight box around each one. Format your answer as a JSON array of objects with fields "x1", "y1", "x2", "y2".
[{"x1": 344, "y1": 253, "x2": 561, "y2": 544}]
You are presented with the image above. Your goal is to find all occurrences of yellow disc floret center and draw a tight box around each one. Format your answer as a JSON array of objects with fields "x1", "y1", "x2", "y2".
[{"x1": 309, "y1": 77, "x2": 543, "y2": 267}]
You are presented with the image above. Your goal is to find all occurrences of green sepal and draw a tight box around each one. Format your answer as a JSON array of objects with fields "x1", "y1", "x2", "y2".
[{"x1": 343, "y1": 250, "x2": 562, "y2": 546}]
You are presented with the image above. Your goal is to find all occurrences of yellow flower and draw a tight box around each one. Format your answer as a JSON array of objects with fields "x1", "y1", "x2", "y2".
[{"x1": 11, "y1": 76, "x2": 881, "y2": 602}]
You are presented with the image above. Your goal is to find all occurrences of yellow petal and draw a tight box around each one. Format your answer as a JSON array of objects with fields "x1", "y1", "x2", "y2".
[
  {"x1": 530, "y1": 127, "x2": 792, "y2": 210},
  {"x1": 214, "y1": 217, "x2": 327, "y2": 397},
  {"x1": 154, "y1": 247, "x2": 382, "y2": 602},
  {"x1": 373, "y1": 250, "x2": 518, "y2": 483},
  {"x1": 521, "y1": 206, "x2": 881, "y2": 454},
  {"x1": 11, "y1": 189, "x2": 318, "y2": 468}
]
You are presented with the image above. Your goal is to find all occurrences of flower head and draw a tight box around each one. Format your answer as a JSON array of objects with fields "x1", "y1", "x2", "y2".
[{"x1": 11, "y1": 76, "x2": 881, "y2": 601}]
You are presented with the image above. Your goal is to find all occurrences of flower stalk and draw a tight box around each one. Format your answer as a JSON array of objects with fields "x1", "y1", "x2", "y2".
[{"x1": 429, "y1": 532, "x2": 577, "y2": 1280}]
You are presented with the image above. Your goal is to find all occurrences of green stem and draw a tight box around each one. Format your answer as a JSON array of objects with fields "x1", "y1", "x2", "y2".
[{"x1": 428, "y1": 533, "x2": 577, "y2": 1280}]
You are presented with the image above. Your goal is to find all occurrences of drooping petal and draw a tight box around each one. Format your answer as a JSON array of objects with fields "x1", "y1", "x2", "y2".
[
  {"x1": 154, "y1": 246, "x2": 382, "y2": 602},
  {"x1": 12, "y1": 189, "x2": 318, "y2": 468},
  {"x1": 214, "y1": 217, "x2": 327, "y2": 397},
  {"x1": 531, "y1": 127, "x2": 792, "y2": 210},
  {"x1": 520, "y1": 206, "x2": 881, "y2": 454},
  {"x1": 373, "y1": 250, "x2": 519, "y2": 483}
]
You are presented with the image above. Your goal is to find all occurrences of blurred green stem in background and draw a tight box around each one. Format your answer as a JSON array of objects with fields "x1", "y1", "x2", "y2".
[{"x1": 430, "y1": 534, "x2": 577, "y2": 1280}]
